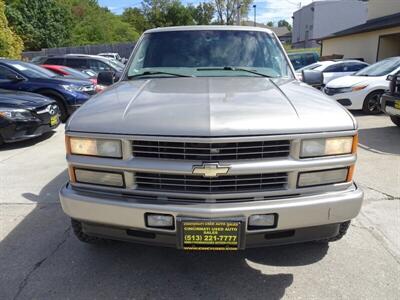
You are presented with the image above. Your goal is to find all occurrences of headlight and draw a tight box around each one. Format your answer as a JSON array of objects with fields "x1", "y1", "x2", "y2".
[
  {"x1": 67, "y1": 137, "x2": 122, "y2": 158},
  {"x1": 0, "y1": 108, "x2": 35, "y2": 120},
  {"x1": 74, "y1": 168, "x2": 124, "y2": 187},
  {"x1": 62, "y1": 84, "x2": 94, "y2": 92},
  {"x1": 301, "y1": 136, "x2": 356, "y2": 158},
  {"x1": 298, "y1": 168, "x2": 349, "y2": 187}
]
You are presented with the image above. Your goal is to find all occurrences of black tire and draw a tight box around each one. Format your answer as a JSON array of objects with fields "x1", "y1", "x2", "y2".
[
  {"x1": 390, "y1": 116, "x2": 400, "y2": 127},
  {"x1": 362, "y1": 91, "x2": 383, "y2": 115},
  {"x1": 71, "y1": 218, "x2": 112, "y2": 244},
  {"x1": 315, "y1": 221, "x2": 351, "y2": 243},
  {"x1": 38, "y1": 91, "x2": 68, "y2": 122}
]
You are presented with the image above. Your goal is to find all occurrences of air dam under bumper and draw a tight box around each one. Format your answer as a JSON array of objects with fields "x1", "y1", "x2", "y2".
[{"x1": 60, "y1": 184, "x2": 363, "y2": 248}]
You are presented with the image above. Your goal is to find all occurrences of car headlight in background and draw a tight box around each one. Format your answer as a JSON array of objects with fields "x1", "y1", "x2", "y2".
[
  {"x1": 67, "y1": 137, "x2": 122, "y2": 158},
  {"x1": 62, "y1": 84, "x2": 95, "y2": 93},
  {"x1": 74, "y1": 168, "x2": 124, "y2": 187},
  {"x1": 328, "y1": 85, "x2": 368, "y2": 94},
  {"x1": 298, "y1": 168, "x2": 350, "y2": 187},
  {"x1": 0, "y1": 108, "x2": 36, "y2": 121},
  {"x1": 301, "y1": 136, "x2": 357, "y2": 158}
]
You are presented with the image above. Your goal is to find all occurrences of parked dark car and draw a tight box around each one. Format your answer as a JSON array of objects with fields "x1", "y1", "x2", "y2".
[
  {"x1": 40, "y1": 54, "x2": 124, "y2": 79},
  {"x1": 288, "y1": 51, "x2": 320, "y2": 70},
  {"x1": 0, "y1": 89, "x2": 59, "y2": 145},
  {"x1": 0, "y1": 60, "x2": 96, "y2": 121},
  {"x1": 381, "y1": 73, "x2": 400, "y2": 127}
]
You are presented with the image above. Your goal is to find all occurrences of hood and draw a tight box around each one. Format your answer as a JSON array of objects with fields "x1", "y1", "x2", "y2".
[
  {"x1": 0, "y1": 89, "x2": 53, "y2": 108},
  {"x1": 326, "y1": 75, "x2": 378, "y2": 88},
  {"x1": 67, "y1": 77, "x2": 355, "y2": 136}
]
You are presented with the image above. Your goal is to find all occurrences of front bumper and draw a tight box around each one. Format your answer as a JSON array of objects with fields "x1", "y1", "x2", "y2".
[
  {"x1": 324, "y1": 89, "x2": 367, "y2": 110},
  {"x1": 1, "y1": 119, "x2": 59, "y2": 143},
  {"x1": 60, "y1": 183, "x2": 363, "y2": 248}
]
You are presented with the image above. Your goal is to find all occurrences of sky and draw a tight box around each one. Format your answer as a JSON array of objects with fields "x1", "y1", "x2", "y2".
[{"x1": 98, "y1": 0, "x2": 315, "y2": 24}]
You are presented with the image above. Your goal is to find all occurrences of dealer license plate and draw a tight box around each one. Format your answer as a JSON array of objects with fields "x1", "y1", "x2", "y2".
[
  {"x1": 181, "y1": 220, "x2": 242, "y2": 251},
  {"x1": 50, "y1": 115, "x2": 59, "y2": 126}
]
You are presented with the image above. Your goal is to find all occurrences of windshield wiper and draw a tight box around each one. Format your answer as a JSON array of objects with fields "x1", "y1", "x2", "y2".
[
  {"x1": 127, "y1": 71, "x2": 193, "y2": 79},
  {"x1": 196, "y1": 66, "x2": 274, "y2": 78}
]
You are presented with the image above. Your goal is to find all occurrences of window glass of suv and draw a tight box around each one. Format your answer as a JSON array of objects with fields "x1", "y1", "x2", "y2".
[
  {"x1": 87, "y1": 59, "x2": 113, "y2": 72},
  {"x1": 355, "y1": 58, "x2": 400, "y2": 76},
  {"x1": 345, "y1": 62, "x2": 367, "y2": 72},
  {"x1": 44, "y1": 57, "x2": 65, "y2": 65},
  {"x1": 324, "y1": 63, "x2": 345, "y2": 73},
  {"x1": 66, "y1": 58, "x2": 88, "y2": 69},
  {"x1": 128, "y1": 30, "x2": 293, "y2": 78}
]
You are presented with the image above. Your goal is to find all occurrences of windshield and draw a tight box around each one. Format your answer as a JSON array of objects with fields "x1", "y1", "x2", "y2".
[
  {"x1": 127, "y1": 30, "x2": 293, "y2": 78},
  {"x1": 9, "y1": 62, "x2": 57, "y2": 78},
  {"x1": 355, "y1": 58, "x2": 400, "y2": 76}
]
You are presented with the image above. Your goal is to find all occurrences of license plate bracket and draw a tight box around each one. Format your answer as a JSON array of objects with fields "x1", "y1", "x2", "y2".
[{"x1": 177, "y1": 217, "x2": 246, "y2": 251}]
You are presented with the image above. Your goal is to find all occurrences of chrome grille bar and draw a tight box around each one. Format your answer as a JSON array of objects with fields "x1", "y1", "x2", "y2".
[
  {"x1": 135, "y1": 172, "x2": 288, "y2": 193},
  {"x1": 132, "y1": 140, "x2": 290, "y2": 160}
]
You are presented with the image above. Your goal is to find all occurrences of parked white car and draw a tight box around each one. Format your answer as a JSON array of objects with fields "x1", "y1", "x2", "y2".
[
  {"x1": 297, "y1": 60, "x2": 368, "y2": 84},
  {"x1": 324, "y1": 57, "x2": 400, "y2": 114}
]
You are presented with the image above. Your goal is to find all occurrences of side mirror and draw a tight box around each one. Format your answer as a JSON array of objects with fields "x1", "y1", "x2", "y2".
[
  {"x1": 97, "y1": 71, "x2": 114, "y2": 86},
  {"x1": 7, "y1": 74, "x2": 24, "y2": 82},
  {"x1": 302, "y1": 70, "x2": 323, "y2": 88}
]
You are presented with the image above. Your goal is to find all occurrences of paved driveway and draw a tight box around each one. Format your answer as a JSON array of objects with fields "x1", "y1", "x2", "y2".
[{"x1": 0, "y1": 114, "x2": 399, "y2": 300}]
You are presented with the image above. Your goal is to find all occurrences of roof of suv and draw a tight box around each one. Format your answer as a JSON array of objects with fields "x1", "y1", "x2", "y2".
[{"x1": 145, "y1": 25, "x2": 274, "y2": 34}]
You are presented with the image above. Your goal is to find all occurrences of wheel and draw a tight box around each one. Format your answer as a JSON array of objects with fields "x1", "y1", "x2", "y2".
[
  {"x1": 71, "y1": 218, "x2": 112, "y2": 244},
  {"x1": 362, "y1": 91, "x2": 383, "y2": 115},
  {"x1": 315, "y1": 221, "x2": 351, "y2": 243},
  {"x1": 390, "y1": 116, "x2": 400, "y2": 127}
]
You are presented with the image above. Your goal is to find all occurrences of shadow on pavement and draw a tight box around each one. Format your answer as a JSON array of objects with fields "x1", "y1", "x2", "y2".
[
  {"x1": 0, "y1": 131, "x2": 56, "y2": 151},
  {"x1": 0, "y1": 170, "x2": 329, "y2": 300},
  {"x1": 358, "y1": 126, "x2": 400, "y2": 155}
]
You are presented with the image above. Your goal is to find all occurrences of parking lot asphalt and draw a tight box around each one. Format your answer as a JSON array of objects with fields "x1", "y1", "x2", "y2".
[{"x1": 0, "y1": 114, "x2": 399, "y2": 300}]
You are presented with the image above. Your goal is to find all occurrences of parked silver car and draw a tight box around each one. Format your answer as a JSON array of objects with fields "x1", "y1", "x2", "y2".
[{"x1": 60, "y1": 26, "x2": 363, "y2": 251}]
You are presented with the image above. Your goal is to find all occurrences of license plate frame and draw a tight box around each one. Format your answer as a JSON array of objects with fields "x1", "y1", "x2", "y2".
[
  {"x1": 50, "y1": 115, "x2": 59, "y2": 126},
  {"x1": 177, "y1": 217, "x2": 246, "y2": 251}
]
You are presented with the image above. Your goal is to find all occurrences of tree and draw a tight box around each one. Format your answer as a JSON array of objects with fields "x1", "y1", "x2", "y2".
[
  {"x1": 122, "y1": 7, "x2": 148, "y2": 33},
  {"x1": 65, "y1": 0, "x2": 140, "y2": 45},
  {"x1": 214, "y1": 0, "x2": 253, "y2": 25},
  {"x1": 189, "y1": 2, "x2": 215, "y2": 25},
  {"x1": 278, "y1": 19, "x2": 292, "y2": 31},
  {"x1": 141, "y1": 0, "x2": 195, "y2": 28},
  {"x1": 266, "y1": 21, "x2": 274, "y2": 27},
  {"x1": 0, "y1": 0, "x2": 23, "y2": 58},
  {"x1": 5, "y1": 0, "x2": 72, "y2": 50}
]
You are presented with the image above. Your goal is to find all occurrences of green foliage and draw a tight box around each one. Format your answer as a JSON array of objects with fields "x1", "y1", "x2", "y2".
[
  {"x1": 278, "y1": 19, "x2": 292, "y2": 31},
  {"x1": 5, "y1": 0, "x2": 72, "y2": 50},
  {"x1": 64, "y1": 0, "x2": 139, "y2": 45},
  {"x1": 122, "y1": 7, "x2": 149, "y2": 34},
  {"x1": 188, "y1": 2, "x2": 215, "y2": 25},
  {"x1": 214, "y1": 0, "x2": 253, "y2": 25},
  {"x1": 266, "y1": 21, "x2": 274, "y2": 27},
  {"x1": 0, "y1": 0, "x2": 23, "y2": 58}
]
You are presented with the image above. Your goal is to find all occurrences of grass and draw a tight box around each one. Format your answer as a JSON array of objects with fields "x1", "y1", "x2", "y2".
[{"x1": 284, "y1": 45, "x2": 321, "y2": 54}]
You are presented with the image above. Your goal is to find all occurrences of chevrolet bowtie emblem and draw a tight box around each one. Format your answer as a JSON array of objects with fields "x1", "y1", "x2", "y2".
[{"x1": 192, "y1": 163, "x2": 230, "y2": 177}]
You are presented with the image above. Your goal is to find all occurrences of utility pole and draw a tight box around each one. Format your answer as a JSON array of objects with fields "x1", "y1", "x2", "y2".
[
  {"x1": 253, "y1": 5, "x2": 256, "y2": 26},
  {"x1": 236, "y1": 0, "x2": 241, "y2": 25}
]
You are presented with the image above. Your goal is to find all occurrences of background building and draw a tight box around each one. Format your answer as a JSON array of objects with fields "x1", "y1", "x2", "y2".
[
  {"x1": 292, "y1": 0, "x2": 368, "y2": 48},
  {"x1": 321, "y1": 0, "x2": 400, "y2": 63}
]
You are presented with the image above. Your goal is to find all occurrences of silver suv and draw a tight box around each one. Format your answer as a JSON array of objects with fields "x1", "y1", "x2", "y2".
[{"x1": 60, "y1": 26, "x2": 363, "y2": 251}]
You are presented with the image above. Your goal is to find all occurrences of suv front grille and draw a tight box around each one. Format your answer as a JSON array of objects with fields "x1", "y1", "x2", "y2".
[
  {"x1": 135, "y1": 172, "x2": 288, "y2": 193},
  {"x1": 132, "y1": 140, "x2": 290, "y2": 161}
]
